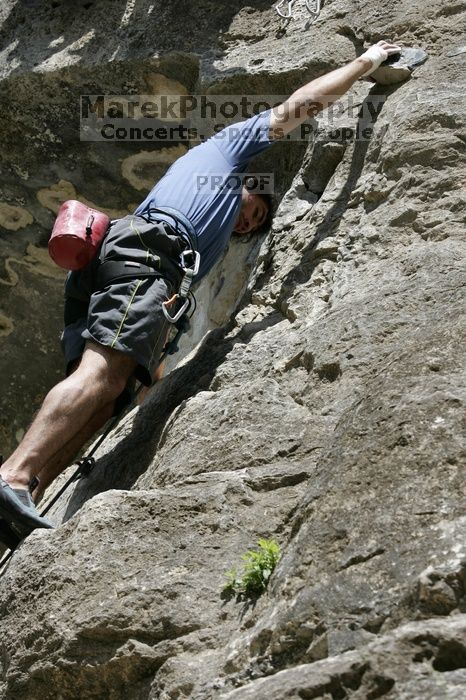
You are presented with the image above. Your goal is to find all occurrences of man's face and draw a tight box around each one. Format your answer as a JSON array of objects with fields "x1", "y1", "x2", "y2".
[{"x1": 233, "y1": 189, "x2": 269, "y2": 236}]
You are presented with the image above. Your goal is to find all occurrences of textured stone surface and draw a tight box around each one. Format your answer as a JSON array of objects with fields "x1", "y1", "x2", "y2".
[
  {"x1": 1, "y1": 0, "x2": 466, "y2": 699},
  {"x1": 218, "y1": 617, "x2": 466, "y2": 700}
]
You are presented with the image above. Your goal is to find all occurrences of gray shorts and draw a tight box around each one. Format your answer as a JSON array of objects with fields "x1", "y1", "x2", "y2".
[{"x1": 61, "y1": 215, "x2": 187, "y2": 389}]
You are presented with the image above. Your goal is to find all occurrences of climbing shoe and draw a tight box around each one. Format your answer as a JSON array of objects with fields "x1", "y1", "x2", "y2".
[{"x1": 0, "y1": 476, "x2": 54, "y2": 537}]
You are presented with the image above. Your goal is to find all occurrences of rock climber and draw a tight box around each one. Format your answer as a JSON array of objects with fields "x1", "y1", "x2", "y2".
[{"x1": 0, "y1": 40, "x2": 400, "y2": 548}]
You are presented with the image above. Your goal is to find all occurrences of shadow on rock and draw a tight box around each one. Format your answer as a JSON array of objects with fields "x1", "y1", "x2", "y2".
[
  {"x1": 274, "y1": 83, "x2": 404, "y2": 303},
  {"x1": 62, "y1": 312, "x2": 282, "y2": 521}
]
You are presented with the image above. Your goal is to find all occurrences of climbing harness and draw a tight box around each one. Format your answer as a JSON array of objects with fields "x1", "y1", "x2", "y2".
[
  {"x1": 138, "y1": 206, "x2": 200, "y2": 325},
  {"x1": 275, "y1": 0, "x2": 321, "y2": 20},
  {"x1": 0, "y1": 209, "x2": 199, "y2": 571}
]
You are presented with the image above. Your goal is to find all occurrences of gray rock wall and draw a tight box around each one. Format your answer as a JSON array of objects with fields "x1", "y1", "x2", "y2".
[{"x1": 0, "y1": 1, "x2": 465, "y2": 698}]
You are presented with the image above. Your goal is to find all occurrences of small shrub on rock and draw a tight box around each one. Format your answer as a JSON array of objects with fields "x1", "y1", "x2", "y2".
[{"x1": 224, "y1": 538, "x2": 281, "y2": 596}]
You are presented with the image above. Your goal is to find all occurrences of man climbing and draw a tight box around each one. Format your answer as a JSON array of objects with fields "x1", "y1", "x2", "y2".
[{"x1": 0, "y1": 41, "x2": 400, "y2": 546}]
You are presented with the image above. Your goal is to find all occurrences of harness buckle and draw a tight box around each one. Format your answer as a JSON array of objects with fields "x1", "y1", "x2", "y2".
[{"x1": 180, "y1": 250, "x2": 201, "y2": 277}]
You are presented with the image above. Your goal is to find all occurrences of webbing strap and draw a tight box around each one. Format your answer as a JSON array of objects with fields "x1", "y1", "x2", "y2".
[
  {"x1": 97, "y1": 257, "x2": 182, "y2": 291},
  {"x1": 139, "y1": 206, "x2": 198, "y2": 253}
]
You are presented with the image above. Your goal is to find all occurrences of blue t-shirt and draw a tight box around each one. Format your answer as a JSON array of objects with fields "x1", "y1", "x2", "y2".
[{"x1": 134, "y1": 110, "x2": 273, "y2": 280}]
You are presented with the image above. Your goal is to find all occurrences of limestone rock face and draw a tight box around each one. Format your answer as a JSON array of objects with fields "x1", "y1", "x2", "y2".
[{"x1": 1, "y1": 1, "x2": 465, "y2": 699}]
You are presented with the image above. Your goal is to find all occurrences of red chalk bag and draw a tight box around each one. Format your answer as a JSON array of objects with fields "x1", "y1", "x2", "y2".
[{"x1": 48, "y1": 200, "x2": 110, "y2": 271}]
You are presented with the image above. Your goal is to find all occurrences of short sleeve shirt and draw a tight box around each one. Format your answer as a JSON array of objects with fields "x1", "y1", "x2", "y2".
[{"x1": 134, "y1": 109, "x2": 274, "y2": 280}]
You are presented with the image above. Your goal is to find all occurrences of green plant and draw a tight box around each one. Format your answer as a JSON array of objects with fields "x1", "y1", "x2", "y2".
[{"x1": 224, "y1": 539, "x2": 281, "y2": 596}]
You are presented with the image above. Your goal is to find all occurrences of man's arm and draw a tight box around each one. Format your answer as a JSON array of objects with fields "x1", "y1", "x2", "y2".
[{"x1": 269, "y1": 41, "x2": 400, "y2": 139}]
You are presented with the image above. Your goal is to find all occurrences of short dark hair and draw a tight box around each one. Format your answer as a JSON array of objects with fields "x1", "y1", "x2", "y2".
[{"x1": 244, "y1": 175, "x2": 275, "y2": 231}]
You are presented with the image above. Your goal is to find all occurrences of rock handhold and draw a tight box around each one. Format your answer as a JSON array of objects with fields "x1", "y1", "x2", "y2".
[{"x1": 370, "y1": 47, "x2": 428, "y2": 85}]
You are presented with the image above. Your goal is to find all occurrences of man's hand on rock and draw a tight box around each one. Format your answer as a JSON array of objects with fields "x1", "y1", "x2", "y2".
[
  {"x1": 359, "y1": 40, "x2": 402, "y2": 77},
  {"x1": 270, "y1": 39, "x2": 403, "y2": 139}
]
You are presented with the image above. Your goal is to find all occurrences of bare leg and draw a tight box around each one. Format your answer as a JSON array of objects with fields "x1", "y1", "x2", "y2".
[
  {"x1": 0, "y1": 340, "x2": 136, "y2": 491},
  {"x1": 33, "y1": 400, "x2": 115, "y2": 502}
]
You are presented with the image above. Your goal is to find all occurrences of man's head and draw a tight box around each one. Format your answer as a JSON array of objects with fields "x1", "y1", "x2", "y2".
[{"x1": 233, "y1": 185, "x2": 274, "y2": 237}]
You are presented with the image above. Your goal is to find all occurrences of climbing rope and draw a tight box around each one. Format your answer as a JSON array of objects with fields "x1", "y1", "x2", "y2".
[{"x1": 275, "y1": 0, "x2": 321, "y2": 20}]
